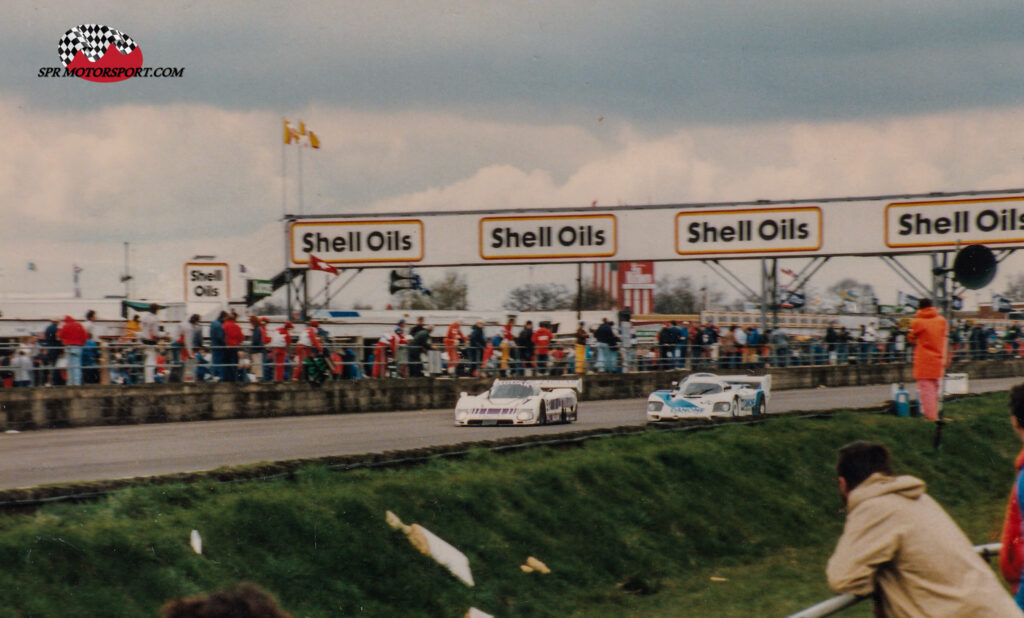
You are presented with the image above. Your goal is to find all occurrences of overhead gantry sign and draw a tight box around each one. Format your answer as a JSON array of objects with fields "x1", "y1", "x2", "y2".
[{"x1": 286, "y1": 189, "x2": 1024, "y2": 269}]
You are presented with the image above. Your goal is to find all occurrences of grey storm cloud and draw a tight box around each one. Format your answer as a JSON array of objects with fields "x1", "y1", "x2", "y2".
[{"x1": 5, "y1": 1, "x2": 1024, "y2": 125}]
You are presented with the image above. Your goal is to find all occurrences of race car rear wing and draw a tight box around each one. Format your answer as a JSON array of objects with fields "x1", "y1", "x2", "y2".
[
  {"x1": 493, "y1": 378, "x2": 584, "y2": 394},
  {"x1": 720, "y1": 374, "x2": 771, "y2": 398}
]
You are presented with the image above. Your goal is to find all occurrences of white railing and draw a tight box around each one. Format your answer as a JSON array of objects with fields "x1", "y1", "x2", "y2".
[{"x1": 787, "y1": 543, "x2": 1002, "y2": 618}]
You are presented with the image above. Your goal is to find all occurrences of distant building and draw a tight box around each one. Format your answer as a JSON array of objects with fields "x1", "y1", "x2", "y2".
[{"x1": 593, "y1": 262, "x2": 655, "y2": 313}]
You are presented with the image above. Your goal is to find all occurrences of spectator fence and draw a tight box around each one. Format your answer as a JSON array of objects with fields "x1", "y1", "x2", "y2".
[{"x1": 3, "y1": 335, "x2": 1022, "y2": 388}]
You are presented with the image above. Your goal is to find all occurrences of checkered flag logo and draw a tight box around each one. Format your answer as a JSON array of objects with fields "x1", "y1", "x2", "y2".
[{"x1": 58, "y1": 24, "x2": 138, "y2": 67}]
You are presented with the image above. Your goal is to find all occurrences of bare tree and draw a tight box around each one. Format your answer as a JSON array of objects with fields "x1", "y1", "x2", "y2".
[
  {"x1": 395, "y1": 293, "x2": 432, "y2": 310},
  {"x1": 503, "y1": 283, "x2": 574, "y2": 311},
  {"x1": 577, "y1": 284, "x2": 618, "y2": 311},
  {"x1": 428, "y1": 271, "x2": 469, "y2": 310},
  {"x1": 394, "y1": 270, "x2": 469, "y2": 310},
  {"x1": 654, "y1": 276, "x2": 722, "y2": 314},
  {"x1": 1005, "y1": 273, "x2": 1024, "y2": 301}
]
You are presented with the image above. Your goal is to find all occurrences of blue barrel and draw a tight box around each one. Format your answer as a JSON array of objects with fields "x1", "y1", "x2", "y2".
[{"x1": 894, "y1": 385, "x2": 911, "y2": 418}]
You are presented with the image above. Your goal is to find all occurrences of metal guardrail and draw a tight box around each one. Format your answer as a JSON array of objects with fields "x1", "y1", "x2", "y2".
[{"x1": 787, "y1": 543, "x2": 1002, "y2": 618}]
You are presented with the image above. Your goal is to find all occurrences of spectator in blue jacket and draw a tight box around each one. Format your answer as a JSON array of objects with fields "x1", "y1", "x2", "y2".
[
  {"x1": 209, "y1": 311, "x2": 226, "y2": 381},
  {"x1": 676, "y1": 321, "x2": 690, "y2": 368}
]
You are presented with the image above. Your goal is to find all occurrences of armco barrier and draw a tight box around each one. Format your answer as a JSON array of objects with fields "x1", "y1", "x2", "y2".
[{"x1": 1, "y1": 359, "x2": 1022, "y2": 431}]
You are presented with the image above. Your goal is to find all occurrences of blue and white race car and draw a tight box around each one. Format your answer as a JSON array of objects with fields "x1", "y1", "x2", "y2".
[
  {"x1": 454, "y1": 378, "x2": 582, "y2": 426},
  {"x1": 646, "y1": 373, "x2": 771, "y2": 422}
]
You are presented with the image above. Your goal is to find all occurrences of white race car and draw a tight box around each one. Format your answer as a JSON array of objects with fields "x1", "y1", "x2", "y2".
[
  {"x1": 454, "y1": 378, "x2": 582, "y2": 426},
  {"x1": 646, "y1": 373, "x2": 771, "y2": 422}
]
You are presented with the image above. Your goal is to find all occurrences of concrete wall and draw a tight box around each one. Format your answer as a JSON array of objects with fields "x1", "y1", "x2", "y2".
[{"x1": 1, "y1": 359, "x2": 1021, "y2": 431}]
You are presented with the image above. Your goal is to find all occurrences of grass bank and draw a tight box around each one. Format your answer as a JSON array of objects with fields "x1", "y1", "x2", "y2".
[{"x1": 0, "y1": 393, "x2": 1017, "y2": 617}]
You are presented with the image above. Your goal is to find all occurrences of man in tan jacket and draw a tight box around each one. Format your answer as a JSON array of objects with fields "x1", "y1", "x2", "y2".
[{"x1": 827, "y1": 441, "x2": 1021, "y2": 617}]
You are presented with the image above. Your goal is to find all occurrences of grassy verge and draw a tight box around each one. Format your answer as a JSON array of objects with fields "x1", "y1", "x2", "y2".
[{"x1": 0, "y1": 393, "x2": 1017, "y2": 617}]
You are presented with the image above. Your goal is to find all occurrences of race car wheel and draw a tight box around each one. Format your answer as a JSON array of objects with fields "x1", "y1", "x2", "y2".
[
  {"x1": 537, "y1": 402, "x2": 548, "y2": 426},
  {"x1": 755, "y1": 397, "x2": 766, "y2": 416},
  {"x1": 730, "y1": 398, "x2": 739, "y2": 417}
]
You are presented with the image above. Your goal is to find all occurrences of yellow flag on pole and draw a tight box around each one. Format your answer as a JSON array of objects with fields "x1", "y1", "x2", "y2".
[
  {"x1": 299, "y1": 121, "x2": 307, "y2": 136},
  {"x1": 309, "y1": 131, "x2": 321, "y2": 149},
  {"x1": 283, "y1": 119, "x2": 293, "y2": 144}
]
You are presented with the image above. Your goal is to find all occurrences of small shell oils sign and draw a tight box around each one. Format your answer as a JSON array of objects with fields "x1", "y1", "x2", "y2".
[{"x1": 184, "y1": 262, "x2": 229, "y2": 302}]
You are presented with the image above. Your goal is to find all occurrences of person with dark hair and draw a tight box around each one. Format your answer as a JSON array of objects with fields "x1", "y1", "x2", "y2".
[
  {"x1": 161, "y1": 582, "x2": 293, "y2": 618},
  {"x1": 223, "y1": 311, "x2": 244, "y2": 382},
  {"x1": 84, "y1": 309, "x2": 98, "y2": 340},
  {"x1": 248, "y1": 315, "x2": 267, "y2": 382},
  {"x1": 406, "y1": 322, "x2": 433, "y2": 377},
  {"x1": 824, "y1": 321, "x2": 839, "y2": 364},
  {"x1": 209, "y1": 311, "x2": 227, "y2": 382},
  {"x1": 908, "y1": 297, "x2": 949, "y2": 421},
  {"x1": 594, "y1": 318, "x2": 618, "y2": 372},
  {"x1": 516, "y1": 320, "x2": 535, "y2": 375},
  {"x1": 656, "y1": 322, "x2": 676, "y2": 370},
  {"x1": 176, "y1": 314, "x2": 202, "y2": 382},
  {"x1": 1001, "y1": 383, "x2": 1024, "y2": 610},
  {"x1": 41, "y1": 318, "x2": 62, "y2": 386},
  {"x1": 827, "y1": 441, "x2": 1020, "y2": 616},
  {"x1": 467, "y1": 321, "x2": 486, "y2": 377}
]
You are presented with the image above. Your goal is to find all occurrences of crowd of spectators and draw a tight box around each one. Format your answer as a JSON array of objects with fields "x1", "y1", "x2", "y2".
[{"x1": 1, "y1": 309, "x2": 1022, "y2": 387}]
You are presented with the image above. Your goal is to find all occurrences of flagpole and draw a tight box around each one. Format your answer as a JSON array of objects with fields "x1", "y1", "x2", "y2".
[
  {"x1": 282, "y1": 117, "x2": 287, "y2": 219},
  {"x1": 297, "y1": 141, "x2": 303, "y2": 216}
]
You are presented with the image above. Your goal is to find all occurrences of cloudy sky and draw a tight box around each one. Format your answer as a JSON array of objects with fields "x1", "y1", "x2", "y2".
[{"x1": 4, "y1": 1, "x2": 1024, "y2": 313}]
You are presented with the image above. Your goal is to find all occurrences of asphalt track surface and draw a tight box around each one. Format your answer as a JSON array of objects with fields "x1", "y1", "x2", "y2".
[{"x1": 1, "y1": 377, "x2": 1020, "y2": 491}]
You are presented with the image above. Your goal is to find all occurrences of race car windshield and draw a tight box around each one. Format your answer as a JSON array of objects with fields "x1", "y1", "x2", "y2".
[
  {"x1": 681, "y1": 382, "x2": 722, "y2": 396},
  {"x1": 491, "y1": 384, "x2": 536, "y2": 398}
]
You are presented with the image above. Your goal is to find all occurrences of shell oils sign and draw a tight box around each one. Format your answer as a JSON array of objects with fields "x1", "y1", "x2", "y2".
[{"x1": 184, "y1": 262, "x2": 229, "y2": 302}]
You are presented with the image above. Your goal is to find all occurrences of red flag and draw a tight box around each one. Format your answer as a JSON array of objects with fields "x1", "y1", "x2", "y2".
[{"x1": 308, "y1": 254, "x2": 339, "y2": 275}]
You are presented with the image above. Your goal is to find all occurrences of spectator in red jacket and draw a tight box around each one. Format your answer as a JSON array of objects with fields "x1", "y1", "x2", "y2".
[
  {"x1": 57, "y1": 315, "x2": 88, "y2": 386},
  {"x1": 532, "y1": 322, "x2": 554, "y2": 375},
  {"x1": 444, "y1": 320, "x2": 467, "y2": 376},
  {"x1": 222, "y1": 311, "x2": 245, "y2": 382},
  {"x1": 1002, "y1": 383, "x2": 1024, "y2": 610}
]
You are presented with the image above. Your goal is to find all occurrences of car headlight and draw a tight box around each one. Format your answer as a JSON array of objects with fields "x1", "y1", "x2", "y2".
[
  {"x1": 455, "y1": 409, "x2": 469, "y2": 421},
  {"x1": 647, "y1": 401, "x2": 663, "y2": 412},
  {"x1": 712, "y1": 401, "x2": 730, "y2": 412},
  {"x1": 516, "y1": 410, "x2": 534, "y2": 421}
]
